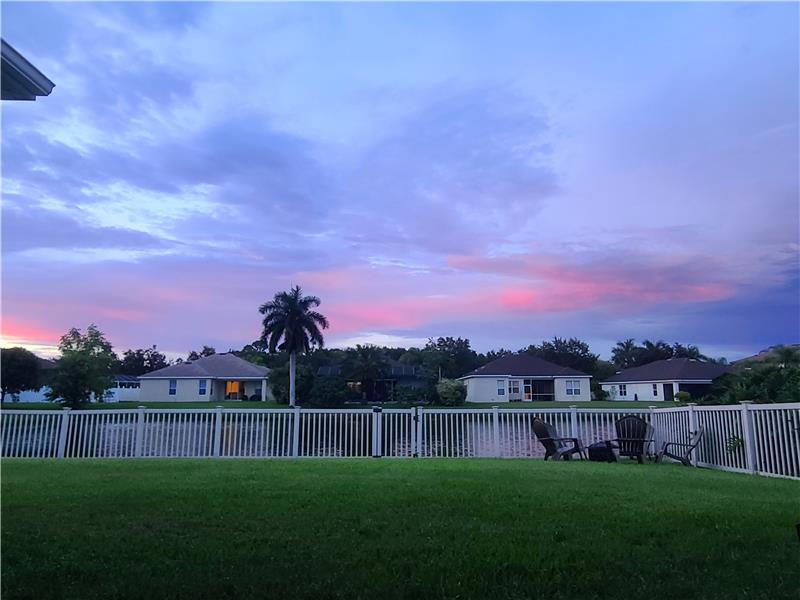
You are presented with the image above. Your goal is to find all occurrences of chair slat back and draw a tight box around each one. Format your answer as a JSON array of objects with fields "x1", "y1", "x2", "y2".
[
  {"x1": 615, "y1": 415, "x2": 650, "y2": 457},
  {"x1": 533, "y1": 418, "x2": 565, "y2": 454}
]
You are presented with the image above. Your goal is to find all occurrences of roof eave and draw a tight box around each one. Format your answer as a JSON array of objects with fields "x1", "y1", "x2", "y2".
[{"x1": 1, "y1": 40, "x2": 55, "y2": 99}]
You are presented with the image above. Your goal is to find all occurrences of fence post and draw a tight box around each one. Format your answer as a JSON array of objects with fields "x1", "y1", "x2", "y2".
[
  {"x1": 56, "y1": 408, "x2": 71, "y2": 458},
  {"x1": 416, "y1": 406, "x2": 424, "y2": 457},
  {"x1": 372, "y1": 406, "x2": 383, "y2": 458},
  {"x1": 212, "y1": 406, "x2": 223, "y2": 457},
  {"x1": 687, "y1": 403, "x2": 697, "y2": 466},
  {"x1": 291, "y1": 406, "x2": 301, "y2": 457},
  {"x1": 739, "y1": 401, "x2": 757, "y2": 474},
  {"x1": 134, "y1": 406, "x2": 146, "y2": 457},
  {"x1": 569, "y1": 405, "x2": 579, "y2": 439},
  {"x1": 410, "y1": 407, "x2": 418, "y2": 458},
  {"x1": 492, "y1": 406, "x2": 500, "y2": 457},
  {"x1": 648, "y1": 406, "x2": 658, "y2": 451}
]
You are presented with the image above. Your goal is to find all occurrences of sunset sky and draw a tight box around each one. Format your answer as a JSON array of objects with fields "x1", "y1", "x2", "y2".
[{"x1": 2, "y1": 2, "x2": 798, "y2": 361}]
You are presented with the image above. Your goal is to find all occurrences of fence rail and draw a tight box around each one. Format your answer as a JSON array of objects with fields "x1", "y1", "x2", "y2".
[{"x1": 2, "y1": 403, "x2": 798, "y2": 479}]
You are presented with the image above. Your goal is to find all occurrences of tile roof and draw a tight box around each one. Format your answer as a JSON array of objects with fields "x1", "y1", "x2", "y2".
[
  {"x1": 602, "y1": 358, "x2": 729, "y2": 383},
  {"x1": 139, "y1": 353, "x2": 268, "y2": 379},
  {"x1": 461, "y1": 354, "x2": 590, "y2": 378}
]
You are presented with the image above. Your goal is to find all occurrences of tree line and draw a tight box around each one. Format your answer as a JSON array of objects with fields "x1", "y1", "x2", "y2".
[{"x1": 1, "y1": 285, "x2": 795, "y2": 407}]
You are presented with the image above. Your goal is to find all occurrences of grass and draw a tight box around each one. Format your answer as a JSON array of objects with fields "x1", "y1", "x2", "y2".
[
  {"x1": 2, "y1": 400, "x2": 680, "y2": 410},
  {"x1": 2, "y1": 459, "x2": 797, "y2": 599}
]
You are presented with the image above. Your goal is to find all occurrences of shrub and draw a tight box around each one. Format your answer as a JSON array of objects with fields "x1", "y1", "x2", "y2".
[
  {"x1": 674, "y1": 391, "x2": 692, "y2": 402},
  {"x1": 436, "y1": 379, "x2": 467, "y2": 406},
  {"x1": 392, "y1": 384, "x2": 428, "y2": 404},
  {"x1": 309, "y1": 376, "x2": 349, "y2": 407}
]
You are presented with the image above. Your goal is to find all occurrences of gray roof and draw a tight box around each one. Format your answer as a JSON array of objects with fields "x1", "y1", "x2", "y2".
[
  {"x1": 139, "y1": 353, "x2": 268, "y2": 379},
  {"x1": 1, "y1": 39, "x2": 55, "y2": 101},
  {"x1": 461, "y1": 354, "x2": 590, "y2": 378},
  {"x1": 603, "y1": 358, "x2": 729, "y2": 383}
]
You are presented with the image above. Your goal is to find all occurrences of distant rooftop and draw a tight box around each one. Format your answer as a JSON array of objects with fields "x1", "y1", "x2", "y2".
[
  {"x1": 603, "y1": 358, "x2": 729, "y2": 384},
  {"x1": 461, "y1": 354, "x2": 590, "y2": 378}
]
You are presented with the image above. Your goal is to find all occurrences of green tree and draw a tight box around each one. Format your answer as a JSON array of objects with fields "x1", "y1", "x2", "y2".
[
  {"x1": 118, "y1": 347, "x2": 169, "y2": 376},
  {"x1": 522, "y1": 337, "x2": 599, "y2": 375},
  {"x1": 611, "y1": 339, "x2": 641, "y2": 368},
  {"x1": 424, "y1": 337, "x2": 479, "y2": 378},
  {"x1": 259, "y1": 286, "x2": 329, "y2": 407},
  {"x1": 46, "y1": 325, "x2": 117, "y2": 408},
  {"x1": 671, "y1": 343, "x2": 708, "y2": 361},
  {"x1": 436, "y1": 378, "x2": 467, "y2": 406},
  {"x1": 268, "y1": 363, "x2": 314, "y2": 405},
  {"x1": 773, "y1": 345, "x2": 800, "y2": 367},
  {"x1": 591, "y1": 359, "x2": 618, "y2": 400},
  {"x1": 309, "y1": 376, "x2": 349, "y2": 407},
  {"x1": 639, "y1": 340, "x2": 673, "y2": 364},
  {"x1": 343, "y1": 345, "x2": 389, "y2": 403},
  {"x1": 0, "y1": 347, "x2": 41, "y2": 403},
  {"x1": 187, "y1": 345, "x2": 216, "y2": 361}
]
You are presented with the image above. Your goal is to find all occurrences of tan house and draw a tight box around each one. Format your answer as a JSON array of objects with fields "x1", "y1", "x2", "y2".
[{"x1": 139, "y1": 353, "x2": 271, "y2": 403}]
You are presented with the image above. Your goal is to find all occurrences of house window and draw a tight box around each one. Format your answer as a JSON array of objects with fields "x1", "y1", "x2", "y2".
[
  {"x1": 199, "y1": 380, "x2": 207, "y2": 395},
  {"x1": 497, "y1": 380, "x2": 505, "y2": 396},
  {"x1": 652, "y1": 384, "x2": 658, "y2": 397},
  {"x1": 508, "y1": 380, "x2": 520, "y2": 395},
  {"x1": 619, "y1": 384, "x2": 627, "y2": 397},
  {"x1": 565, "y1": 380, "x2": 581, "y2": 395},
  {"x1": 169, "y1": 379, "x2": 177, "y2": 396}
]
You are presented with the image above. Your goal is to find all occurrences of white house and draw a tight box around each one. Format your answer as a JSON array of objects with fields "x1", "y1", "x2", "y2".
[
  {"x1": 138, "y1": 353, "x2": 272, "y2": 403},
  {"x1": 459, "y1": 354, "x2": 592, "y2": 403},
  {"x1": 601, "y1": 358, "x2": 729, "y2": 402}
]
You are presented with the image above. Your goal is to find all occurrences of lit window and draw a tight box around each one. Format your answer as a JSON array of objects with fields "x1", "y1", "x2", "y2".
[
  {"x1": 497, "y1": 380, "x2": 505, "y2": 395},
  {"x1": 566, "y1": 380, "x2": 581, "y2": 395},
  {"x1": 619, "y1": 384, "x2": 627, "y2": 397},
  {"x1": 199, "y1": 380, "x2": 207, "y2": 395},
  {"x1": 652, "y1": 384, "x2": 658, "y2": 396},
  {"x1": 169, "y1": 379, "x2": 177, "y2": 395}
]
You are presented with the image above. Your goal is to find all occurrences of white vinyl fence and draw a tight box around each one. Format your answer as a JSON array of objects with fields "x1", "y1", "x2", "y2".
[{"x1": 2, "y1": 403, "x2": 798, "y2": 479}]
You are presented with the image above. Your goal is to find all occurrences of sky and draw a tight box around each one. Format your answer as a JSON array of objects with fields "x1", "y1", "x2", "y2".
[{"x1": 1, "y1": 1, "x2": 798, "y2": 361}]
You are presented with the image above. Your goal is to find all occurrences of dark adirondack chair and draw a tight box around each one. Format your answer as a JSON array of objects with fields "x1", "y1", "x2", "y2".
[
  {"x1": 656, "y1": 426, "x2": 704, "y2": 467},
  {"x1": 532, "y1": 418, "x2": 586, "y2": 461},
  {"x1": 605, "y1": 415, "x2": 653, "y2": 464}
]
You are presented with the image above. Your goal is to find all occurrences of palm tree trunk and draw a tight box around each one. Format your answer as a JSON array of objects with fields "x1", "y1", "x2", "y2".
[{"x1": 289, "y1": 351, "x2": 296, "y2": 408}]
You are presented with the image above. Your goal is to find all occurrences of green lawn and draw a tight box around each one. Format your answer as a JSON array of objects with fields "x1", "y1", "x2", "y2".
[
  {"x1": 2, "y1": 460, "x2": 796, "y2": 599},
  {"x1": 2, "y1": 400, "x2": 680, "y2": 410}
]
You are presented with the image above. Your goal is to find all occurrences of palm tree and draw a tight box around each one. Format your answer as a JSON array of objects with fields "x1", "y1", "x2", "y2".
[
  {"x1": 641, "y1": 339, "x2": 673, "y2": 364},
  {"x1": 259, "y1": 286, "x2": 329, "y2": 407},
  {"x1": 611, "y1": 339, "x2": 640, "y2": 369}
]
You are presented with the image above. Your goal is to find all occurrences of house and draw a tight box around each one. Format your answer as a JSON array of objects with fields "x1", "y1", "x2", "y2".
[
  {"x1": 139, "y1": 353, "x2": 271, "y2": 402},
  {"x1": 1, "y1": 39, "x2": 55, "y2": 100},
  {"x1": 458, "y1": 354, "x2": 592, "y2": 403},
  {"x1": 601, "y1": 358, "x2": 729, "y2": 402},
  {"x1": 316, "y1": 359, "x2": 427, "y2": 402}
]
